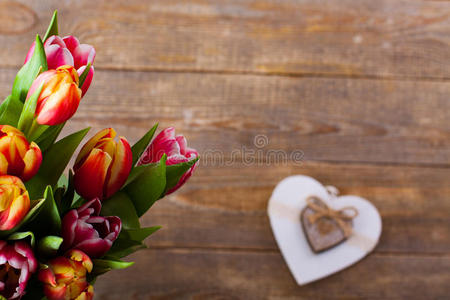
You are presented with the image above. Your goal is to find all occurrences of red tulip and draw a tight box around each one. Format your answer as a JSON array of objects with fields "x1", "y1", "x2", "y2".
[
  {"x1": 73, "y1": 128, "x2": 132, "y2": 200},
  {"x1": 25, "y1": 35, "x2": 95, "y2": 96},
  {"x1": 0, "y1": 175, "x2": 30, "y2": 231},
  {"x1": 138, "y1": 127, "x2": 198, "y2": 194},
  {"x1": 0, "y1": 241, "x2": 37, "y2": 299},
  {"x1": 0, "y1": 125, "x2": 42, "y2": 181},
  {"x1": 38, "y1": 249, "x2": 94, "y2": 300},
  {"x1": 26, "y1": 65, "x2": 82, "y2": 126},
  {"x1": 61, "y1": 198, "x2": 121, "y2": 258}
]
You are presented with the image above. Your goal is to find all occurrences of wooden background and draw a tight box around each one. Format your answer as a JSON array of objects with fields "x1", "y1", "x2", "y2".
[{"x1": 1, "y1": 0, "x2": 449, "y2": 299}]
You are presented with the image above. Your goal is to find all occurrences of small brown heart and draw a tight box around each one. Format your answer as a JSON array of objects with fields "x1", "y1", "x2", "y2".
[{"x1": 301, "y1": 198, "x2": 352, "y2": 253}]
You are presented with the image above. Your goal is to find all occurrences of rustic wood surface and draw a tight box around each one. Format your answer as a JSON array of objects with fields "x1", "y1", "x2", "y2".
[{"x1": 1, "y1": 0, "x2": 449, "y2": 299}]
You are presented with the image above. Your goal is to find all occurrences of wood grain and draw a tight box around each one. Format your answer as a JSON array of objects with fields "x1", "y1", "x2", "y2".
[
  {"x1": 0, "y1": 1, "x2": 449, "y2": 298},
  {"x1": 63, "y1": 72, "x2": 450, "y2": 166},
  {"x1": 94, "y1": 248, "x2": 450, "y2": 299},
  {"x1": 0, "y1": 0, "x2": 448, "y2": 79},
  {"x1": 140, "y1": 161, "x2": 450, "y2": 254},
  {"x1": 3, "y1": 69, "x2": 448, "y2": 165}
]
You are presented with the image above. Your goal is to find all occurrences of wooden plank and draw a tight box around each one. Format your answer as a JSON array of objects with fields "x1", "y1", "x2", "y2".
[
  {"x1": 0, "y1": 0, "x2": 449, "y2": 79},
  {"x1": 140, "y1": 161, "x2": 450, "y2": 254},
  {"x1": 94, "y1": 248, "x2": 450, "y2": 299},
  {"x1": 2, "y1": 68, "x2": 448, "y2": 165}
]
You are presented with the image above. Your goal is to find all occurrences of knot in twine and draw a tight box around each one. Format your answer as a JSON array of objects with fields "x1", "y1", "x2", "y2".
[{"x1": 305, "y1": 196, "x2": 358, "y2": 238}]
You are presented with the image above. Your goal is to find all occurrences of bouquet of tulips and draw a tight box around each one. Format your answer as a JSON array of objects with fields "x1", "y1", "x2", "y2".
[{"x1": 0, "y1": 11, "x2": 198, "y2": 300}]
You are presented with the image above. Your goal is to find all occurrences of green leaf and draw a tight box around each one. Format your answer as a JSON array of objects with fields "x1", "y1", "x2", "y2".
[
  {"x1": 92, "y1": 258, "x2": 134, "y2": 275},
  {"x1": 130, "y1": 123, "x2": 158, "y2": 166},
  {"x1": 0, "y1": 198, "x2": 45, "y2": 238},
  {"x1": 17, "y1": 83, "x2": 44, "y2": 139},
  {"x1": 8, "y1": 231, "x2": 35, "y2": 247},
  {"x1": 78, "y1": 63, "x2": 91, "y2": 87},
  {"x1": 101, "y1": 192, "x2": 140, "y2": 229},
  {"x1": 0, "y1": 95, "x2": 23, "y2": 126},
  {"x1": 35, "y1": 122, "x2": 65, "y2": 152},
  {"x1": 26, "y1": 127, "x2": 90, "y2": 199},
  {"x1": 60, "y1": 170, "x2": 76, "y2": 214},
  {"x1": 164, "y1": 157, "x2": 199, "y2": 195},
  {"x1": 125, "y1": 155, "x2": 166, "y2": 217},
  {"x1": 37, "y1": 236, "x2": 63, "y2": 257},
  {"x1": 106, "y1": 238, "x2": 145, "y2": 259},
  {"x1": 11, "y1": 35, "x2": 47, "y2": 102},
  {"x1": 121, "y1": 226, "x2": 161, "y2": 242},
  {"x1": 105, "y1": 227, "x2": 161, "y2": 259},
  {"x1": 27, "y1": 186, "x2": 61, "y2": 236},
  {"x1": 123, "y1": 164, "x2": 151, "y2": 188},
  {"x1": 91, "y1": 258, "x2": 135, "y2": 277},
  {"x1": 43, "y1": 10, "x2": 58, "y2": 42}
]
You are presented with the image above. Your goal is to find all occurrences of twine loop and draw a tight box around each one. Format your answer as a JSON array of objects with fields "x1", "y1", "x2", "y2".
[{"x1": 305, "y1": 196, "x2": 358, "y2": 238}]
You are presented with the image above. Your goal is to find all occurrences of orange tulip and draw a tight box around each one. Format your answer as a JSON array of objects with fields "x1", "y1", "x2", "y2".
[
  {"x1": 73, "y1": 128, "x2": 132, "y2": 200},
  {"x1": 0, "y1": 175, "x2": 30, "y2": 230},
  {"x1": 0, "y1": 125, "x2": 42, "y2": 181},
  {"x1": 26, "y1": 65, "x2": 82, "y2": 126},
  {"x1": 38, "y1": 249, "x2": 94, "y2": 300}
]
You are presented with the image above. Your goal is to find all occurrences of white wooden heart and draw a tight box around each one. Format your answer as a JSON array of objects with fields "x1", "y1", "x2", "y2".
[{"x1": 268, "y1": 175, "x2": 382, "y2": 285}]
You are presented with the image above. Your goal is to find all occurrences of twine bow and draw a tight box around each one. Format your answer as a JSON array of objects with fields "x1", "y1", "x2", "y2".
[{"x1": 305, "y1": 196, "x2": 358, "y2": 238}]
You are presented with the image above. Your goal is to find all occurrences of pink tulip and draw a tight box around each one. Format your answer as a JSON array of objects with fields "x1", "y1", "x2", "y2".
[
  {"x1": 25, "y1": 35, "x2": 95, "y2": 96},
  {"x1": 61, "y1": 199, "x2": 122, "y2": 258},
  {"x1": 138, "y1": 127, "x2": 198, "y2": 194},
  {"x1": 0, "y1": 241, "x2": 37, "y2": 299}
]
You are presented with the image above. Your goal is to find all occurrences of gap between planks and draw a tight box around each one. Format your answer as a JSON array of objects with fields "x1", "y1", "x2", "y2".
[
  {"x1": 143, "y1": 245, "x2": 450, "y2": 258},
  {"x1": 1, "y1": 65, "x2": 450, "y2": 83}
]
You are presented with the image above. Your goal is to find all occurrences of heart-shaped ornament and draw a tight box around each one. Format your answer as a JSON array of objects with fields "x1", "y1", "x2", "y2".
[{"x1": 268, "y1": 175, "x2": 382, "y2": 285}]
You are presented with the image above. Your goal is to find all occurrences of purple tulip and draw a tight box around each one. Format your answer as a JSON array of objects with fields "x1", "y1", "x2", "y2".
[
  {"x1": 0, "y1": 241, "x2": 37, "y2": 299},
  {"x1": 138, "y1": 127, "x2": 198, "y2": 194},
  {"x1": 61, "y1": 199, "x2": 121, "y2": 258}
]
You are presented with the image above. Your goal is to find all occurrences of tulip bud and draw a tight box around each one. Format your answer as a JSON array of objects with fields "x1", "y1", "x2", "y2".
[
  {"x1": 26, "y1": 65, "x2": 82, "y2": 126},
  {"x1": 138, "y1": 127, "x2": 198, "y2": 194},
  {"x1": 0, "y1": 240, "x2": 37, "y2": 300},
  {"x1": 38, "y1": 249, "x2": 94, "y2": 300},
  {"x1": 61, "y1": 198, "x2": 122, "y2": 258},
  {"x1": 25, "y1": 35, "x2": 96, "y2": 96},
  {"x1": 73, "y1": 128, "x2": 132, "y2": 200},
  {"x1": 0, "y1": 125, "x2": 42, "y2": 181},
  {"x1": 0, "y1": 175, "x2": 30, "y2": 230}
]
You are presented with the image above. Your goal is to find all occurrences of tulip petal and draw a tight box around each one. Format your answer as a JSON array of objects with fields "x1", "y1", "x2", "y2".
[
  {"x1": 0, "y1": 152, "x2": 8, "y2": 175},
  {"x1": 44, "y1": 35, "x2": 67, "y2": 48},
  {"x1": 24, "y1": 42, "x2": 36, "y2": 64},
  {"x1": 62, "y1": 36, "x2": 80, "y2": 53},
  {"x1": 104, "y1": 137, "x2": 132, "y2": 199},
  {"x1": 14, "y1": 241, "x2": 37, "y2": 273},
  {"x1": 21, "y1": 142, "x2": 42, "y2": 181},
  {"x1": 36, "y1": 81, "x2": 81, "y2": 126},
  {"x1": 77, "y1": 65, "x2": 94, "y2": 97},
  {"x1": 75, "y1": 128, "x2": 116, "y2": 168},
  {"x1": 77, "y1": 199, "x2": 102, "y2": 216},
  {"x1": 73, "y1": 149, "x2": 112, "y2": 200},
  {"x1": 74, "y1": 238, "x2": 112, "y2": 259},
  {"x1": 61, "y1": 209, "x2": 79, "y2": 250},
  {"x1": 73, "y1": 44, "x2": 96, "y2": 69},
  {"x1": 67, "y1": 250, "x2": 93, "y2": 273},
  {"x1": 75, "y1": 285, "x2": 94, "y2": 300},
  {"x1": 45, "y1": 44, "x2": 74, "y2": 70},
  {"x1": 0, "y1": 193, "x2": 30, "y2": 230}
]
